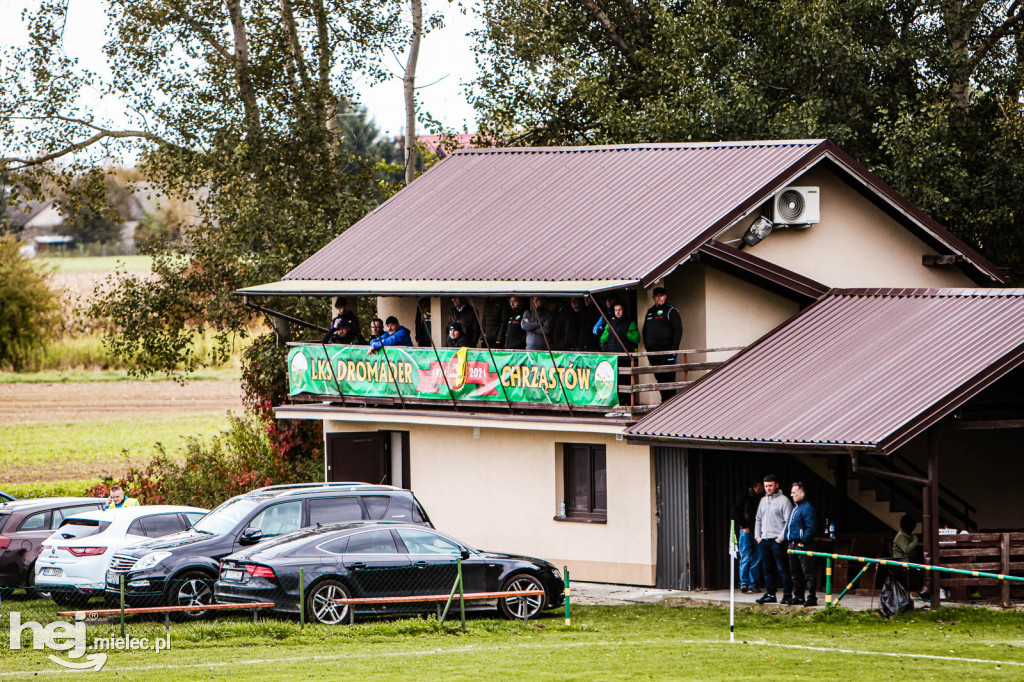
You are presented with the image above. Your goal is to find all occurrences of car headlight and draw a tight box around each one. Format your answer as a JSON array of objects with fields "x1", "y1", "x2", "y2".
[{"x1": 133, "y1": 552, "x2": 172, "y2": 571}]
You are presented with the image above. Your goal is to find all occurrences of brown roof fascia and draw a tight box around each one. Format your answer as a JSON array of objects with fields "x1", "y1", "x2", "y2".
[
  {"x1": 875, "y1": 341, "x2": 1024, "y2": 455},
  {"x1": 641, "y1": 142, "x2": 831, "y2": 288},
  {"x1": 695, "y1": 240, "x2": 830, "y2": 303},
  {"x1": 817, "y1": 142, "x2": 1006, "y2": 285},
  {"x1": 623, "y1": 432, "x2": 879, "y2": 455},
  {"x1": 642, "y1": 140, "x2": 1006, "y2": 288}
]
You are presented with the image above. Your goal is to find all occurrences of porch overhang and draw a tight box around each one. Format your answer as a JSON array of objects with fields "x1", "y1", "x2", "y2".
[
  {"x1": 274, "y1": 403, "x2": 632, "y2": 434},
  {"x1": 235, "y1": 278, "x2": 639, "y2": 298}
]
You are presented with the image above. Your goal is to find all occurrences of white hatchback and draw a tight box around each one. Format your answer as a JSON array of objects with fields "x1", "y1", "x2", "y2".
[{"x1": 35, "y1": 505, "x2": 207, "y2": 607}]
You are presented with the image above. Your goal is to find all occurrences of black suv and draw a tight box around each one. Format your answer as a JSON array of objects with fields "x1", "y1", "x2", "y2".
[{"x1": 105, "y1": 483, "x2": 432, "y2": 615}]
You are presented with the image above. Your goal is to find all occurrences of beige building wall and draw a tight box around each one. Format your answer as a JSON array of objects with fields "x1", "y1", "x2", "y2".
[
  {"x1": 718, "y1": 165, "x2": 977, "y2": 288},
  {"x1": 658, "y1": 263, "x2": 797, "y2": 384},
  {"x1": 703, "y1": 268, "x2": 801, "y2": 353},
  {"x1": 324, "y1": 418, "x2": 658, "y2": 585},
  {"x1": 376, "y1": 296, "x2": 419, "y2": 333}
]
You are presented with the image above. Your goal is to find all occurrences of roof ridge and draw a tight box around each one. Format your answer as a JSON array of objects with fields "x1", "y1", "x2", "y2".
[
  {"x1": 450, "y1": 140, "x2": 826, "y2": 155},
  {"x1": 832, "y1": 288, "x2": 1024, "y2": 297}
]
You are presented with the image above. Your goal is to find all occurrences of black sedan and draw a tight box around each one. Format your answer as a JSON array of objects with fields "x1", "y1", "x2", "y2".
[{"x1": 214, "y1": 522, "x2": 564, "y2": 624}]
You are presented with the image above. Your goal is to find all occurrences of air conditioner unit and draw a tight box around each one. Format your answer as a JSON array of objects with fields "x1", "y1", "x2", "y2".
[{"x1": 773, "y1": 186, "x2": 820, "y2": 225}]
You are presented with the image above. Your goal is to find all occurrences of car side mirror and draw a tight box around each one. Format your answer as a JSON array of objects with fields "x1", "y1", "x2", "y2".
[
  {"x1": 460, "y1": 549, "x2": 470, "y2": 560},
  {"x1": 239, "y1": 528, "x2": 263, "y2": 545}
]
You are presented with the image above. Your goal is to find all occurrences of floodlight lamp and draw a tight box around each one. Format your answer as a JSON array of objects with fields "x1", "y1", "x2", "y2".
[{"x1": 742, "y1": 216, "x2": 775, "y2": 247}]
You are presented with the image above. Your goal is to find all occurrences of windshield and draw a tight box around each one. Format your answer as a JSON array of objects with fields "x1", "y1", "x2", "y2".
[
  {"x1": 192, "y1": 498, "x2": 263, "y2": 536},
  {"x1": 56, "y1": 518, "x2": 111, "y2": 540}
]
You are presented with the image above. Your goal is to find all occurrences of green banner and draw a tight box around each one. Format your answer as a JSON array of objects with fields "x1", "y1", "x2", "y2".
[{"x1": 288, "y1": 345, "x2": 619, "y2": 407}]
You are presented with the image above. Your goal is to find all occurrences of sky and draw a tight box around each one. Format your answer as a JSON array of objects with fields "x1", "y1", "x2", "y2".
[{"x1": 0, "y1": 0, "x2": 481, "y2": 140}]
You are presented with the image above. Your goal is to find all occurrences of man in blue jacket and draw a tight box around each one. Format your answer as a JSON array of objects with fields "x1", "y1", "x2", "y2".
[
  {"x1": 369, "y1": 316, "x2": 413, "y2": 353},
  {"x1": 784, "y1": 481, "x2": 818, "y2": 606}
]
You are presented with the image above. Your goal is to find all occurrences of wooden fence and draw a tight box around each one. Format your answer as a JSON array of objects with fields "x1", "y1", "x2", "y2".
[{"x1": 938, "y1": 532, "x2": 1024, "y2": 606}]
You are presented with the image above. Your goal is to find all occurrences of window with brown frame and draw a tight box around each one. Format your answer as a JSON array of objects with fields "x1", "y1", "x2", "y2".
[{"x1": 563, "y1": 444, "x2": 607, "y2": 522}]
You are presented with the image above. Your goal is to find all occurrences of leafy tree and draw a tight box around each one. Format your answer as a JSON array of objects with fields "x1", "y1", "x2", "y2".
[
  {"x1": 0, "y1": 237, "x2": 59, "y2": 370},
  {"x1": 471, "y1": 0, "x2": 1024, "y2": 281},
  {"x1": 0, "y1": 0, "x2": 412, "y2": 472}
]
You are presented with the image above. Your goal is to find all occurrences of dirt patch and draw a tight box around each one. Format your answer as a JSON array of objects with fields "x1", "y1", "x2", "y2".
[{"x1": 0, "y1": 379, "x2": 244, "y2": 424}]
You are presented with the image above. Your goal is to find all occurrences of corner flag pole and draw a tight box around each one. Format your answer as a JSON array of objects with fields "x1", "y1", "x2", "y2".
[{"x1": 729, "y1": 520, "x2": 737, "y2": 643}]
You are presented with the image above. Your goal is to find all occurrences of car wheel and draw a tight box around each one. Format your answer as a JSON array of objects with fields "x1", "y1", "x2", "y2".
[
  {"x1": 497, "y1": 573, "x2": 546, "y2": 620},
  {"x1": 168, "y1": 571, "x2": 215, "y2": 620},
  {"x1": 24, "y1": 564, "x2": 42, "y2": 600},
  {"x1": 305, "y1": 579, "x2": 351, "y2": 625}
]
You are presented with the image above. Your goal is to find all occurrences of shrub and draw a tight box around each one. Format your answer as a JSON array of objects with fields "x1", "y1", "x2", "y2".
[
  {"x1": 0, "y1": 237, "x2": 60, "y2": 370},
  {"x1": 107, "y1": 413, "x2": 321, "y2": 508}
]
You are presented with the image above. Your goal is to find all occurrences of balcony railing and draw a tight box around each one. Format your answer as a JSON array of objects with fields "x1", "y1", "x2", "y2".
[{"x1": 285, "y1": 342, "x2": 744, "y2": 419}]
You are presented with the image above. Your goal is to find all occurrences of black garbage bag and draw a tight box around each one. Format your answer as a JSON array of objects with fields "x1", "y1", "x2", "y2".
[{"x1": 878, "y1": 573, "x2": 914, "y2": 618}]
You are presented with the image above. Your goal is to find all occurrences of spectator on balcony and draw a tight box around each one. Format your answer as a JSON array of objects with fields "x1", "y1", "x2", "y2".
[
  {"x1": 448, "y1": 297, "x2": 481, "y2": 348},
  {"x1": 499, "y1": 296, "x2": 528, "y2": 350},
  {"x1": 521, "y1": 297, "x2": 554, "y2": 351},
  {"x1": 595, "y1": 301, "x2": 639, "y2": 354},
  {"x1": 548, "y1": 298, "x2": 570, "y2": 351},
  {"x1": 482, "y1": 297, "x2": 512, "y2": 348},
  {"x1": 564, "y1": 297, "x2": 600, "y2": 351},
  {"x1": 326, "y1": 296, "x2": 360, "y2": 337},
  {"x1": 323, "y1": 317, "x2": 366, "y2": 345},
  {"x1": 415, "y1": 297, "x2": 431, "y2": 347},
  {"x1": 369, "y1": 316, "x2": 413, "y2": 354},
  {"x1": 368, "y1": 317, "x2": 385, "y2": 342},
  {"x1": 444, "y1": 322, "x2": 472, "y2": 348},
  {"x1": 642, "y1": 287, "x2": 684, "y2": 401}
]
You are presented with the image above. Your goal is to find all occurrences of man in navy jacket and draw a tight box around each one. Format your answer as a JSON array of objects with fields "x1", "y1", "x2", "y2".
[{"x1": 784, "y1": 481, "x2": 819, "y2": 606}]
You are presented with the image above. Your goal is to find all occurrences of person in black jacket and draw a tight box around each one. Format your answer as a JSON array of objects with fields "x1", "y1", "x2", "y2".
[
  {"x1": 499, "y1": 296, "x2": 528, "y2": 349},
  {"x1": 564, "y1": 297, "x2": 599, "y2": 351},
  {"x1": 448, "y1": 297, "x2": 481, "y2": 348},
  {"x1": 444, "y1": 322, "x2": 472, "y2": 348},
  {"x1": 482, "y1": 297, "x2": 512, "y2": 348},
  {"x1": 642, "y1": 287, "x2": 684, "y2": 402},
  {"x1": 732, "y1": 480, "x2": 764, "y2": 593},
  {"x1": 521, "y1": 297, "x2": 554, "y2": 351},
  {"x1": 323, "y1": 317, "x2": 366, "y2": 345},
  {"x1": 323, "y1": 296, "x2": 361, "y2": 343},
  {"x1": 414, "y1": 297, "x2": 432, "y2": 347}
]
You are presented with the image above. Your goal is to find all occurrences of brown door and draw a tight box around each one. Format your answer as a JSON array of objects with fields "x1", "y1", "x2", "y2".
[{"x1": 326, "y1": 432, "x2": 389, "y2": 484}]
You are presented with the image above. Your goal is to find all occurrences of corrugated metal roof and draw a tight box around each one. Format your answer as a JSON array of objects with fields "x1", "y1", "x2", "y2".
[
  {"x1": 626, "y1": 289, "x2": 1024, "y2": 453},
  {"x1": 286, "y1": 141, "x2": 824, "y2": 283},
  {"x1": 236, "y1": 278, "x2": 638, "y2": 297}
]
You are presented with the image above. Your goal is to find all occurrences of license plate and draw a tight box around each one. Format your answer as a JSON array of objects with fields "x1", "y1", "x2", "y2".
[
  {"x1": 223, "y1": 569, "x2": 243, "y2": 582},
  {"x1": 106, "y1": 570, "x2": 117, "y2": 585},
  {"x1": 41, "y1": 567, "x2": 62, "y2": 577}
]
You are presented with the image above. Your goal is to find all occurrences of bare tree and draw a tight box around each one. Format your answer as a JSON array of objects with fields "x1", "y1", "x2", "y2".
[{"x1": 403, "y1": 0, "x2": 423, "y2": 185}]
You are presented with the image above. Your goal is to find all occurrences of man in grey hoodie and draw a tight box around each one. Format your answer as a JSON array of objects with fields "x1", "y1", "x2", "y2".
[{"x1": 754, "y1": 474, "x2": 794, "y2": 604}]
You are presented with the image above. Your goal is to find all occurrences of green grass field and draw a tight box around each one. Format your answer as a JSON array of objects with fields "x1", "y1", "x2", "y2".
[
  {"x1": 2, "y1": 603, "x2": 1022, "y2": 680},
  {"x1": 0, "y1": 413, "x2": 232, "y2": 491},
  {"x1": 0, "y1": 368, "x2": 241, "y2": 384},
  {"x1": 40, "y1": 255, "x2": 153, "y2": 273}
]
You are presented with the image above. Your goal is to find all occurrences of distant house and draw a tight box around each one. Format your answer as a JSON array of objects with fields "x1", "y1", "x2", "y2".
[
  {"x1": 6, "y1": 191, "x2": 145, "y2": 256},
  {"x1": 6, "y1": 200, "x2": 71, "y2": 256},
  {"x1": 240, "y1": 140, "x2": 1020, "y2": 596}
]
